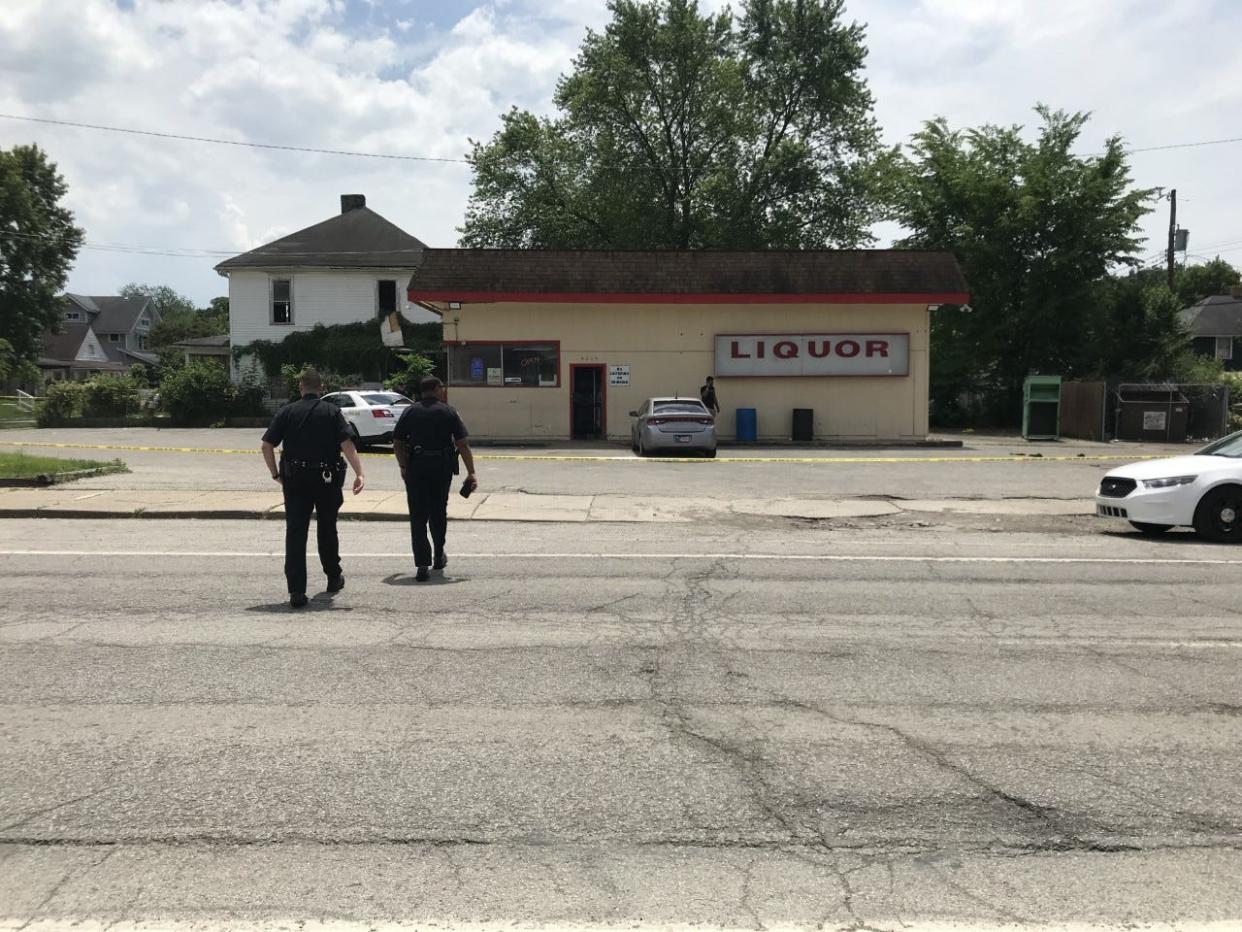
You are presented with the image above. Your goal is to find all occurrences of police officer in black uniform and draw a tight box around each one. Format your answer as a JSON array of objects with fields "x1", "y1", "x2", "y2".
[
  {"x1": 393, "y1": 376, "x2": 476, "y2": 582},
  {"x1": 260, "y1": 368, "x2": 366, "y2": 607}
]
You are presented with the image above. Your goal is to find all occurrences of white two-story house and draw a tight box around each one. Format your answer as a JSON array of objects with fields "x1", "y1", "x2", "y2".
[{"x1": 214, "y1": 194, "x2": 436, "y2": 386}]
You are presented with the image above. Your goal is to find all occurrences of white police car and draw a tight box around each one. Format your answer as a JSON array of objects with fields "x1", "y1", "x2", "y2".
[
  {"x1": 1095, "y1": 429, "x2": 1242, "y2": 541},
  {"x1": 321, "y1": 390, "x2": 412, "y2": 446}
]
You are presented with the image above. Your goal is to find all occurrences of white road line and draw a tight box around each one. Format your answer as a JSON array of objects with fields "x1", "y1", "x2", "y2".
[{"x1": 3, "y1": 550, "x2": 1241, "y2": 566}]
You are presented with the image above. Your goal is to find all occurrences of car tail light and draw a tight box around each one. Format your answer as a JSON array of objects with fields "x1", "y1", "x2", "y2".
[
  {"x1": 648, "y1": 417, "x2": 667, "y2": 425},
  {"x1": 372, "y1": 408, "x2": 394, "y2": 418}
]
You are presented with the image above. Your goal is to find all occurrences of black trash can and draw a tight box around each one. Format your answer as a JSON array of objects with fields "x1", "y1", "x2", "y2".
[{"x1": 792, "y1": 408, "x2": 814, "y2": 442}]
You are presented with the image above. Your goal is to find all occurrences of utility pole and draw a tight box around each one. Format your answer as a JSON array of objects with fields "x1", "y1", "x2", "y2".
[{"x1": 1166, "y1": 188, "x2": 1177, "y2": 290}]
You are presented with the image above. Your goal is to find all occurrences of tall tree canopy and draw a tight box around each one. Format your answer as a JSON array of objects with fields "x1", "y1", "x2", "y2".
[
  {"x1": 0, "y1": 144, "x2": 84, "y2": 360},
  {"x1": 892, "y1": 108, "x2": 1154, "y2": 421},
  {"x1": 119, "y1": 284, "x2": 229, "y2": 363},
  {"x1": 461, "y1": 0, "x2": 886, "y2": 249}
]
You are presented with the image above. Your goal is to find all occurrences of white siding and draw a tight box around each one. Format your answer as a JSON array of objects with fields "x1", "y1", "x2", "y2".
[
  {"x1": 75, "y1": 327, "x2": 106, "y2": 363},
  {"x1": 228, "y1": 268, "x2": 439, "y2": 376}
]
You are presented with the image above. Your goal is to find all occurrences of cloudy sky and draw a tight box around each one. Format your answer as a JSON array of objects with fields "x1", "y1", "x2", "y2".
[{"x1": 2, "y1": 0, "x2": 1240, "y2": 306}]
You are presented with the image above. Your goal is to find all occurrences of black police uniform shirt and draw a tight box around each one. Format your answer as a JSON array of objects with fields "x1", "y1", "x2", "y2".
[
  {"x1": 393, "y1": 398, "x2": 468, "y2": 469},
  {"x1": 262, "y1": 393, "x2": 351, "y2": 463}
]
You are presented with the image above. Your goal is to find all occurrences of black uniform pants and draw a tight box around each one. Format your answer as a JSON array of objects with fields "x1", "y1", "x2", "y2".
[
  {"x1": 405, "y1": 469, "x2": 453, "y2": 568},
  {"x1": 282, "y1": 470, "x2": 344, "y2": 595}
]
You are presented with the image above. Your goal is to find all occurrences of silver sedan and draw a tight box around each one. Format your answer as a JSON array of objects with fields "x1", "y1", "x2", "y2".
[{"x1": 629, "y1": 397, "x2": 718, "y2": 457}]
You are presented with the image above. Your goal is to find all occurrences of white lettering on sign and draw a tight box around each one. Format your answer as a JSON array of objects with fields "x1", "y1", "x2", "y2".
[
  {"x1": 714, "y1": 333, "x2": 910, "y2": 377},
  {"x1": 608, "y1": 365, "x2": 630, "y2": 386}
]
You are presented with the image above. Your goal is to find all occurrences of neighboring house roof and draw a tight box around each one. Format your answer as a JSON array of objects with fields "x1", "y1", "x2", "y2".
[
  {"x1": 214, "y1": 196, "x2": 426, "y2": 272},
  {"x1": 407, "y1": 249, "x2": 969, "y2": 303},
  {"x1": 92, "y1": 296, "x2": 156, "y2": 333},
  {"x1": 63, "y1": 294, "x2": 100, "y2": 313},
  {"x1": 41, "y1": 323, "x2": 92, "y2": 362},
  {"x1": 1180, "y1": 294, "x2": 1242, "y2": 338},
  {"x1": 173, "y1": 334, "x2": 230, "y2": 348},
  {"x1": 39, "y1": 323, "x2": 129, "y2": 371},
  {"x1": 61, "y1": 294, "x2": 159, "y2": 332}
]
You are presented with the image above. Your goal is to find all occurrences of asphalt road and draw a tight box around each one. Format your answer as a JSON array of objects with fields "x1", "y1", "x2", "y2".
[
  {"x1": 0, "y1": 427, "x2": 1197, "y2": 499},
  {"x1": 2, "y1": 517, "x2": 1240, "y2": 930}
]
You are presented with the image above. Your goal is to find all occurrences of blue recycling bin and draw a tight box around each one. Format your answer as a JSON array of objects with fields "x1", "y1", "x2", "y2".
[{"x1": 735, "y1": 407, "x2": 757, "y2": 442}]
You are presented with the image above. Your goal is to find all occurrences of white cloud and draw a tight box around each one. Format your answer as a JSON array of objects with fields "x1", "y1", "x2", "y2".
[{"x1": 0, "y1": 0, "x2": 1239, "y2": 305}]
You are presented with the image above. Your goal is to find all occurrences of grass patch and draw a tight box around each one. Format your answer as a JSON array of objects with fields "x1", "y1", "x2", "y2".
[
  {"x1": 0, "y1": 451, "x2": 127, "y2": 479},
  {"x1": 0, "y1": 401, "x2": 34, "y2": 422}
]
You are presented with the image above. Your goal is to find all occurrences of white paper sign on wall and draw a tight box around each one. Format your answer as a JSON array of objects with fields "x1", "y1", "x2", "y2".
[
  {"x1": 714, "y1": 333, "x2": 910, "y2": 377},
  {"x1": 608, "y1": 365, "x2": 631, "y2": 386}
]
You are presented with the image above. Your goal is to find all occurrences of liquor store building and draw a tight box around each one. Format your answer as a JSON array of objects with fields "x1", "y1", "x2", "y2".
[{"x1": 407, "y1": 249, "x2": 967, "y2": 444}]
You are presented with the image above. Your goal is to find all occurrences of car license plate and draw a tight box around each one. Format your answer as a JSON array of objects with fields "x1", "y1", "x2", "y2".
[{"x1": 675, "y1": 434, "x2": 692, "y2": 442}]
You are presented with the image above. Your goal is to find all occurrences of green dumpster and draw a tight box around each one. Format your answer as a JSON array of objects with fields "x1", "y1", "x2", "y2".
[{"x1": 1022, "y1": 374, "x2": 1061, "y2": 440}]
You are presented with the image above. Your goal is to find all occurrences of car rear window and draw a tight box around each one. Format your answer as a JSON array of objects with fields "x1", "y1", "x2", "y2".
[
  {"x1": 362, "y1": 393, "x2": 408, "y2": 406},
  {"x1": 654, "y1": 402, "x2": 709, "y2": 414}
]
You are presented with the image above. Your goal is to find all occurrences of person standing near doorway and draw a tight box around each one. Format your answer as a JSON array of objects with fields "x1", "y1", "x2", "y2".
[
  {"x1": 260, "y1": 368, "x2": 366, "y2": 608},
  {"x1": 393, "y1": 376, "x2": 477, "y2": 582},
  {"x1": 700, "y1": 376, "x2": 721, "y2": 418}
]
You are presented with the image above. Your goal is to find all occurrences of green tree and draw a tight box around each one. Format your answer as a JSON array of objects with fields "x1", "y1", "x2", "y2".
[
  {"x1": 892, "y1": 107, "x2": 1154, "y2": 422},
  {"x1": 0, "y1": 145, "x2": 85, "y2": 360},
  {"x1": 1174, "y1": 257, "x2": 1239, "y2": 307},
  {"x1": 461, "y1": 0, "x2": 887, "y2": 249},
  {"x1": 118, "y1": 283, "x2": 196, "y2": 319}
]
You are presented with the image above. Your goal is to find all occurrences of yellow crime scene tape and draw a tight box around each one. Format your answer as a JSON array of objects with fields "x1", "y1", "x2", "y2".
[{"x1": 0, "y1": 439, "x2": 1165, "y2": 465}]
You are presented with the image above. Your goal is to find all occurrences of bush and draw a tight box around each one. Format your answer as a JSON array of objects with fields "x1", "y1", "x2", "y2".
[
  {"x1": 159, "y1": 361, "x2": 240, "y2": 421},
  {"x1": 82, "y1": 373, "x2": 141, "y2": 418},
  {"x1": 383, "y1": 353, "x2": 435, "y2": 395},
  {"x1": 278, "y1": 364, "x2": 352, "y2": 401},
  {"x1": 36, "y1": 381, "x2": 87, "y2": 426}
]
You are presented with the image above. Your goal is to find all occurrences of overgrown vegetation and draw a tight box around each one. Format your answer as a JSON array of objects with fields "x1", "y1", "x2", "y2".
[
  {"x1": 158, "y1": 361, "x2": 264, "y2": 421},
  {"x1": 239, "y1": 319, "x2": 441, "y2": 383}
]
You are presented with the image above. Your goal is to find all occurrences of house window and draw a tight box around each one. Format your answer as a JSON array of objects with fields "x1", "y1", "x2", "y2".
[
  {"x1": 448, "y1": 343, "x2": 559, "y2": 387},
  {"x1": 377, "y1": 280, "x2": 397, "y2": 318},
  {"x1": 138, "y1": 335, "x2": 147, "y2": 350},
  {"x1": 66, "y1": 310, "x2": 81, "y2": 321},
  {"x1": 109, "y1": 333, "x2": 121, "y2": 343},
  {"x1": 271, "y1": 278, "x2": 293, "y2": 325},
  {"x1": 138, "y1": 316, "x2": 151, "y2": 329},
  {"x1": 1216, "y1": 337, "x2": 1234, "y2": 361}
]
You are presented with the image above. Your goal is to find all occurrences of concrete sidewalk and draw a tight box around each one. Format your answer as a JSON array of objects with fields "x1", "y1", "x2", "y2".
[{"x1": 0, "y1": 487, "x2": 1095, "y2": 522}]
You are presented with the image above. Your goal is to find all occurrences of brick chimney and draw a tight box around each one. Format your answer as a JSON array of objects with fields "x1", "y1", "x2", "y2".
[{"x1": 341, "y1": 194, "x2": 366, "y2": 213}]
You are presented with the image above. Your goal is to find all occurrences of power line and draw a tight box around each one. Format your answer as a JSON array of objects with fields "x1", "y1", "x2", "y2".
[
  {"x1": 0, "y1": 113, "x2": 471, "y2": 164},
  {"x1": 5, "y1": 111, "x2": 1242, "y2": 165}
]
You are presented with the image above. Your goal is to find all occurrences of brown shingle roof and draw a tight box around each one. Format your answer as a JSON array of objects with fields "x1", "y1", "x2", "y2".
[
  {"x1": 215, "y1": 206, "x2": 426, "y2": 271},
  {"x1": 408, "y1": 249, "x2": 968, "y2": 301}
]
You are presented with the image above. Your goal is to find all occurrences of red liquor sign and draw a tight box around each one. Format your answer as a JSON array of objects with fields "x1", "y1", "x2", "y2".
[{"x1": 714, "y1": 333, "x2": 910, "y2": 377}]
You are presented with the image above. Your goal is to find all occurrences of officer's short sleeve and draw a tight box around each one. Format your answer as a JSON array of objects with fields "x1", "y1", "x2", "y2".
[
  {"x1": 392, "y1": 409, "x2": 411, "y2": 443},
  {"x1": 261, "y1": 406, "x2": 289, "y2": 446},
  {"x1": 451, "y1": 410, "x2": 469, "y2": 441},
  {"x1": 333, "y1": 408, "x2": 350, "y2": 444}
]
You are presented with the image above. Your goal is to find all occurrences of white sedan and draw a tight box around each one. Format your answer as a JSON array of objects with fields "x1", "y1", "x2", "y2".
[
  {"x1": 1095, "y1": 429, "x2": 1242, "y2": 541},
  {"x1": 321, "y1": 390, "x2": 412, "y2": 446}
]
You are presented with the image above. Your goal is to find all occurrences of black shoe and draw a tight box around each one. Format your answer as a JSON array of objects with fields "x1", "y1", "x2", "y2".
[
  {"x1": 433, "y1": 551, "x2": 447, "y2": 571},
  {"x1": 327, "y1": 574, "x2": 345, "y2": 593},
  {"x1": 290, "y1": 593, "x2": 309, "y2": 608},
  {"x1": 415, "y1": 567, "x2": 430, "y2": 582}
]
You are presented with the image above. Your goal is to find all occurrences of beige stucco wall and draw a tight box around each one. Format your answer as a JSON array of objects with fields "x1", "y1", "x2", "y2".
[{"x1": 439, "y1": 301, "x2": 931, "y2": 443}]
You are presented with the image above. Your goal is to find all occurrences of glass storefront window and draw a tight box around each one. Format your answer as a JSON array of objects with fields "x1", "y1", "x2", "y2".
[{"x1": 449, "y1": 344, "x2": 559, "y2": 387}]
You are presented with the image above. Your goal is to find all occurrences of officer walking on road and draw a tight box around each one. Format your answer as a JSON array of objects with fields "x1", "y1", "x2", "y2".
[
  {"x1": 393, "y1": 376, "x2": 477, "y2": 582},
  {"x1": 260, "y1": 368, "x2": 365, "y2": 608}
]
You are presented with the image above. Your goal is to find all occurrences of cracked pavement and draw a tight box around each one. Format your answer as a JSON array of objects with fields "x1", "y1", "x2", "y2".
[{"x1": 1, "y1": 515, "x2": 1240, "y2": 930}]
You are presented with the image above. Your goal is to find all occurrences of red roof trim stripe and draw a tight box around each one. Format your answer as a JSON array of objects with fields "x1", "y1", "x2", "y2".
[{"x1": 407, "y1": 290, "x2": 970, "y2": 305}]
